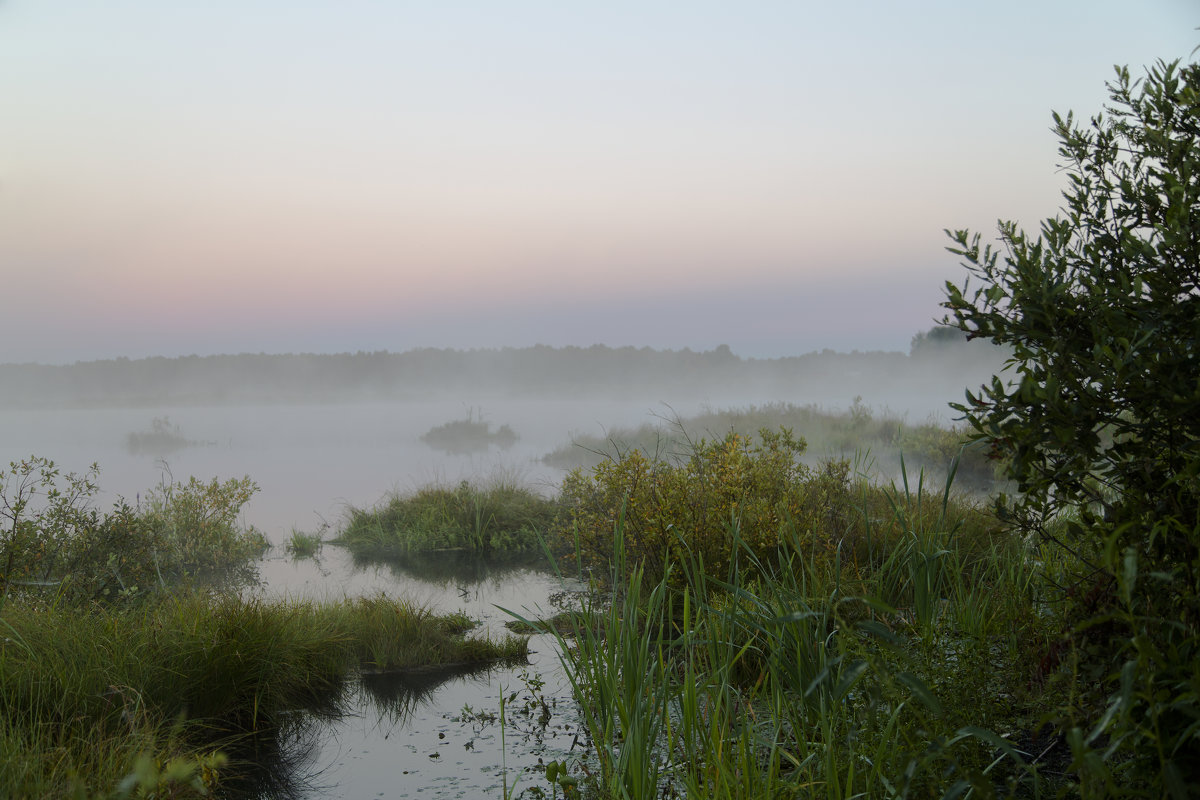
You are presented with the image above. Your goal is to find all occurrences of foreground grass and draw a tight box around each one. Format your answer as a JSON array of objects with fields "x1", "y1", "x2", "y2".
[
  {"x1": 530, "y1": 444, "x2": 1073, "y2": 799},
  {"x1": 337, "y1": 479, "x2": 560, "y2": 561},
  {"x1": 0, "y1": 592, "x2": 528, "y2": 799}
]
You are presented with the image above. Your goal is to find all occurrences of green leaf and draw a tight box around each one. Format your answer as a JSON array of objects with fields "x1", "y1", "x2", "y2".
[
  {"x1": 856, "y1": 619, "x2": 900, "y2": 645},
  {"x1": 896, "y1": 671, "x2": 943, "y2": 716},
  {"x1": 833, "y1": 659, "x2": 869, "y2": 701}
]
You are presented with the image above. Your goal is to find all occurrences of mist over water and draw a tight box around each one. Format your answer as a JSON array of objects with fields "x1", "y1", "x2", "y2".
[
  {"x1": 0, "y1": 342, "x2": 1007, "y2": 542},
  {"x1": 0, "y1": 342, "x2": 1013, "y2": 797}
]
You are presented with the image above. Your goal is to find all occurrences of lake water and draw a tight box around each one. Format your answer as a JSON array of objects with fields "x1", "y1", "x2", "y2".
[{"x1": 247, "y1": 546, "x2": 586, "y2": 799}]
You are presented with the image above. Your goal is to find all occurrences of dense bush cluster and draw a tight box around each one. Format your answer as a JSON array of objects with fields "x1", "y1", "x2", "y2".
[
  {"x1": 559, "y1": 428, "x2": 857, "y2": 588},
  {"x1": 555, "y1": 424, "x2": 1006, "y2": 594},
  {"x1": 0, "y1": 457, "x2": 266, "y2": 604}
]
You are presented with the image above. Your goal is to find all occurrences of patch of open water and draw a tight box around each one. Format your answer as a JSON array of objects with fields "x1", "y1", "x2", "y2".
[{"x1": 248, "y1": 545, "x2": 588, "y2": 799}]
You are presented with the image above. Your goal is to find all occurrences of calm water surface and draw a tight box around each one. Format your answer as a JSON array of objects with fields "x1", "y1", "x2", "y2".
[{"x1": 251, "y1": 546, "x2": 585, "y2": 799}]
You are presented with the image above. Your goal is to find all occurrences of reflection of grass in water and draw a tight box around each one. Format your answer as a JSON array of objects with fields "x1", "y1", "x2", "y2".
[
  {"x1": 504, "y1": 611, "x2": 603, "y2": 637},
  {"x1": 344, "y1": 546, "x2": 545, "y2": 586},
  {"x1": 359, "y1": 661, "x2": 506, "y2": 726},
  {"x1": 213, "y1": 709, "x2": 338, "y2": 800}
]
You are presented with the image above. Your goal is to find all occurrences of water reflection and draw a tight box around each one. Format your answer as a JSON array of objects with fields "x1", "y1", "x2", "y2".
[
  {"x1": 239, "y1": 545, "x2": 584, "y2": 799},
  {"x1": 359, "y1": 663, "x2": 494, "y2": 724},
  {"x1": 293, "y1": 640, "x2": 579, "y2": 800},
  {"x1": 344, "y1": 548, "x2": 547, "y2": 590}
]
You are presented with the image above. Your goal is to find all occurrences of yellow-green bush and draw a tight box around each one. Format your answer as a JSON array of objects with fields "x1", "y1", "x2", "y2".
[{"x1": 556, "y1": 428, "x2": 858, "y2": 588}]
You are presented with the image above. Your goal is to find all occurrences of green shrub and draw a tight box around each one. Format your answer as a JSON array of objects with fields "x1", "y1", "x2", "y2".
[
  {"x1": 892, "y1": 422, "x2": 999, "y2": 488},
  {"x1": 0, "y1": 457, "x2": 266, "y2": 604},
  {"x1": 943, "y1": 58, "x2": 1200, "y2": 795},
  {"x1": 556, "y1": 428, "x2": 864, "y2": 589}
]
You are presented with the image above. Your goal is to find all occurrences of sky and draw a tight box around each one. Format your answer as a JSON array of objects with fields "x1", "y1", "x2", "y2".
[{"x1": 0, "y1": 1, "x2": 1195, "y2": 364}]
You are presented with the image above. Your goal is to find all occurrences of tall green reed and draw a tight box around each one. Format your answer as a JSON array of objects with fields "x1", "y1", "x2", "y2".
[{"x1": 532, "y1": 456, "x2": 1044, "y2": 799}]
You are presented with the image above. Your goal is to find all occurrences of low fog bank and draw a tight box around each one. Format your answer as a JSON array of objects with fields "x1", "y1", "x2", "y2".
[
  {"x1": 0, "y1": 333, "x2": 1010, "y2": 537},
  {"x1": 0, "y1": 337, "x2": 1008, "y2": 422}
]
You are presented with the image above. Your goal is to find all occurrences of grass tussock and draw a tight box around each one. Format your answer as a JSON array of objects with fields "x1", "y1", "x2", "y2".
[
  {"x1": 0, "y1": 592, "x2": 527, "y2": 798},
  {"x1": 337, "y1": 478, "x2": 559, "y2": 562},
  {"x1": 284, "y1": 526, "x2": 325, "y2": 558}
]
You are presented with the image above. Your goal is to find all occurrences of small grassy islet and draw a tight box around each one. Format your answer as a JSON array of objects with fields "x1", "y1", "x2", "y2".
[{"x1": 336, "y1": 478, "x2": 560, "y2": 562}]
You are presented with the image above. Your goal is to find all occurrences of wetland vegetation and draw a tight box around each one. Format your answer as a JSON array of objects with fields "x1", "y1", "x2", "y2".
[
  {"x1": 336, "y1": 478, "x2": 559, "y2": 563},
  {"x1": 1, "y1": 54, "x2": 1194, "y2": 800},
  {"x1": 0, "y1": 458, "x2": 528, "y2": 799},
  {"x1": 0, "y1": 379, "x2": 1169, "y2": 798}
]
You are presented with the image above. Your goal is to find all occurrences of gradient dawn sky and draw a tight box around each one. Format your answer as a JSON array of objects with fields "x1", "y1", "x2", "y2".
[{"x1": 0, "y1": 1, "x2": 1194, "y2": 364}]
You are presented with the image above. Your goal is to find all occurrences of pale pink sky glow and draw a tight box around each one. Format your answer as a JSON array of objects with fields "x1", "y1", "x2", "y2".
[{"x1": 0, "y1": 1, "x2": 1194, "y2": 363}]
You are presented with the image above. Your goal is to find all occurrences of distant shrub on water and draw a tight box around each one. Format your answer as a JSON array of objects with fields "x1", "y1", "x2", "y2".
[
  {"x1": 124, "y1": 416, "x2": 208, "y2": 456},
  {"x1": 420, "y1": 413, "x2": 518, "y2": 455}
]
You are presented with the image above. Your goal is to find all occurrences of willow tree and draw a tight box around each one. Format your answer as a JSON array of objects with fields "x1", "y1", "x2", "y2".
[{"x1": 943, "y1": 59, "x2": 1199, "y2": 796}]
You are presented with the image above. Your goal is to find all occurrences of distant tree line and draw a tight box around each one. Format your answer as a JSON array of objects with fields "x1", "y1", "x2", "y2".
[{"x1": 0, "y1": 341, "x2": 1007, "y2": 408}]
